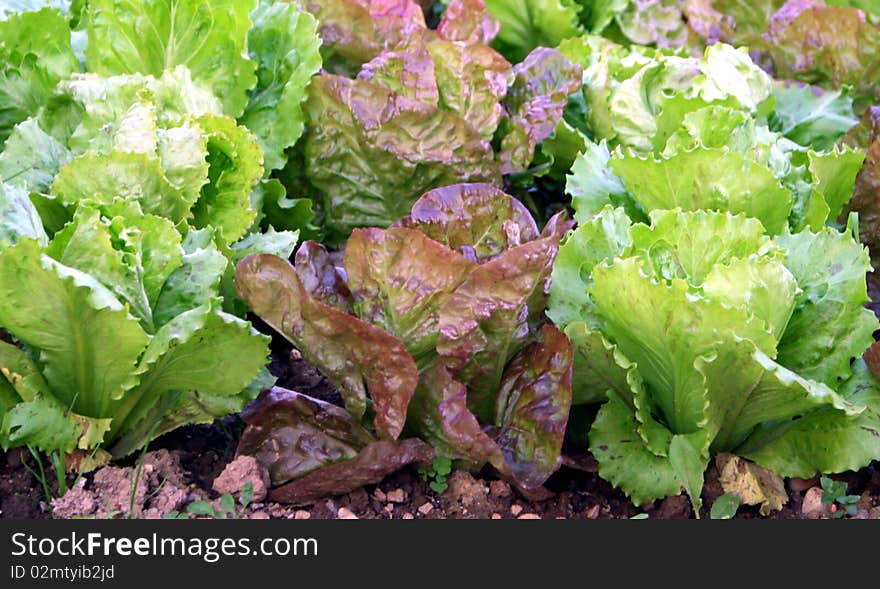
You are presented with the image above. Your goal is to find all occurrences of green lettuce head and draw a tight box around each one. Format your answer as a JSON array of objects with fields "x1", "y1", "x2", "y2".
[{"x1": 548, "y1": 206, "x2": 880, "y2": 511}]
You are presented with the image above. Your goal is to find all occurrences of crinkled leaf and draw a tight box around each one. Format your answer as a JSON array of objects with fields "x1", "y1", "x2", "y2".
[
  {"x1": 191, "y1": 115, "x2": 264, "y2": 244},
  {"x1": 85, "y1": 0, "x2": 257, "y2": 117},
  {"x1": 497, "y1": 48, "x2": 582, "y2": 173},
  {"x1": 589, "y1": 393, "x2": 684, "y2": 505},
  {"x1": 492, "y1": 325, "x2": 572, "y2": 489},
  {"x1": 437, "y1": 0, "x2": 501, "y2": 45},
  {"x1": 427, "y1": 40, "x2": 511, "y2": 140},
  {"x1": 242, "y1": 0, "x2": 322, "y2": 171},
  {"x1": 0, "y1": 8, "x2": 79, "y2": 145},
  {"x1": 406, "y1": 362, "x2": 504, "y2": 464},
  {"x1": 51, "y1": 151, "x2": 190, "y2": 223},
  {"x1": 741, "y1": 360, "x2": 880, "y2": 478},
  {"x1": 235, "y1": 253, "x2": 419, "y2": 438},
  {"x1": 152, "y1": 234, "x2": 227, "y2": 328},
  {"x1": 237, "y1": 387, "x2": 377, "y2": 485},
  {"x1": 768, "y1": 82, "x2": 858, "y2": 151},
  {"x1": 765, "y1": 3, "x2": 880, "y2": 110},
  {"x1": 483, "y1": 0, "x2": 582, "y2": 63},
  {"x1": 436, "y1": 213, "x2": 568, "y2": 420},
  {"x1": 547, "y1": 205, "x2": 632, "y2": 328},
  {"x1": 775, "y1": 224, "x2": 878, "y2": 386},
  {"x1": 0, "y1": 118, "x2": 71, "y2": 193},
  {"x1": 46, "y1": 205, "x2": 154, "y2": 330},
  {"x1": 345, "y1": 227, "x2": 476, "y2": 363},
  {"x1": 109, "y1": 304, "x2": 269, "y2": 451},
  {"x1": 357, "y1": 36, "x2": 439, "y2": 104},
  {"x1": 293, "y1": 241, "x2": 353, "y2": 312},
  {"x1": 304, "y1": 74, "x2": 499, "y2": 240},
  {"x1": 615, "y1": 0, "x2": 690, "y2": 48},
  {"x1": 610, "y1": 147, "x2": 793, "y2": 235},
  {"x1": 392, "y1": 183, "x2": 539, "y2": 261},
  {"x1": 566, "y1": 140, "x2": 641, "y2": 225}
]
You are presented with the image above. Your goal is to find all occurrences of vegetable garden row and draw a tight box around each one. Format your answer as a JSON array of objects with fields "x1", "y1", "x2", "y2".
[{"x1": 3, "y1": 0, "x2": 880, "y2": 518}]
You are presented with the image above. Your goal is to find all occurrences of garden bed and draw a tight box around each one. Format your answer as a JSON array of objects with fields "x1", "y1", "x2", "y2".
[{"x1": 3, "y1": 346, "x2": 879, "y2": 521}]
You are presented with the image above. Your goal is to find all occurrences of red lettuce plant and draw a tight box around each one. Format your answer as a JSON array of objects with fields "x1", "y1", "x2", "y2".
[
  {"x1": 234, "y1": 183, "x2": 574, "y2": 502},
  {"x1": 298, "y1": 0, "x2": 581, "y2": 241}
]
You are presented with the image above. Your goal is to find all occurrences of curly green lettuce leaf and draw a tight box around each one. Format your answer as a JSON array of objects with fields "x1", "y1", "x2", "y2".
[
  {"x1": 0, "y1": 7, "x2": 79, "y2": 145},
  {"x1": 565, "y1": 140, "x2": 640, "y2": 224},
  {"x1": 483, "y1": 0, "x2": 582, "y2": 63},
  {"x1": 241, "y1": 0, "x2": 322, "y2": 172},
  {"x1": 51, "y1": 151, "x2": 190, "y2": 223},
  {"x1": 107, "y1": 302, "x2": 269, "y2": 456},
  {"x1": 768, "y1": 82, "x2": 858, "y2": 151},
  {"x1": 85, "y1": 0, "x2": 257, "y2": 117},
  {"x1": 235, "y1": 253, "x2": 420, "y2": 439},
  {"x1": 609, "y1": 146, "x2": 793, "y2": 234},
  {"x1": 190, "y1": 115, "x2": 264, "y2": 243},
  {"x1": 547, "y1": 205, "x2": 632, "y2": 329},
  {"x1": 0, "y1": 238, "x2": 149, "y2": 418},
  {"x1": 741, "y1": 360, "x2": 880, "y2": 478},
  {"x1": 0, "y1": 118, "x2": 71, "y2": 194},
  {"x1": 775, "y1": 222, "x2": 879, "y2": 386},
  {"x1": 152, "y1": 229, "x2": 227, "y2": 328},
  {"x1": 614, "y1": 0, "x2": 690, "y2": 48},
  {"x1": 46, "y1": 205, "x2": 154, "y2": 330}
]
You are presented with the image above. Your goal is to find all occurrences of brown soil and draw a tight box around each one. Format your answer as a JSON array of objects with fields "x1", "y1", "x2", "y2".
[{"x1": 4, "y1": 344, "x2": 880, "y2": 520}]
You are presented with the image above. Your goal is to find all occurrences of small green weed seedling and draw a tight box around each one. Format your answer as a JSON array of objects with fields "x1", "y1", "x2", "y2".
[
  {"x1": 710, "y1": 493, "x2": 741, "y2": 520},
  {"x1": 419, "y1": 456, "x2": 452, "y2": 494},
  {"x1": 820, "y1": 476, "x2": 860, "y2": 518},
  {"x1": 174, "y1": 481, "x2": 255, "y2": 519}
]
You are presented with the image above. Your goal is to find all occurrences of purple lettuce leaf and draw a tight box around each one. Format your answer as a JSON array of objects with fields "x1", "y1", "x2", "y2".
[
  {"x1": 436, "y1": 0, "x2": 501, "y2": 45},
  {"x1": 435, "y1": 211, "x2": 572, "y2": 421},
  {"x1": 764, "y1": 1, "x2": 880, "y2": 109},
  {"x1": 237, "y1": 387, "x2": 433, "y2": 503},
  {"x1": 490, "y1": 325, "x2": 573, "y2": 489},
  {"x1": 391, "y1": 183, "x2": 540, "y2": 261},
  {"x1": 293, "y1": 240, "x2": 353, "y2": 313},
  {"x1": 235, "y1": 253, "x2": 419, "y2": 439},
  {"x1": 344, "y1": 227, "x2": 477, "y2": 362},
  {"x1": 304, "y1": 74, "x2": 500, "y2": 241},
  {"x1": 496, "y1": 48, "x2": 583, "y2": 174}
]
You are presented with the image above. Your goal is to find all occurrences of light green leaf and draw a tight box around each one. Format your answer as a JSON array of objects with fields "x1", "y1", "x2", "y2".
[
  {"x1": 0, "y1": 8, "x2": 79, "y2": 145},
  {"x1": 85, "y1": 0, "x2": 257, "y2": 117},
  {"x1": 769, "y1": 83, "x2": 858, "y2": 151},
  {"x1": 51, "y1": 151, "x2": 190, "y2": 223},
  {"x1": 483, "y1": 0, "x2": 582, "y2": 63},
  {"x1": 190, "y1": 115, "x2": 263, "y2": 244},
  {"x1": 0, "y1": 182, "x2": 47, "y2": 247},
  {"x1": 611, "y1": 147, "x2": 793, "y2": 235},
  {"x1": 0, "y1": 118, "x2": 71, "y2": 193},
  {"x1": 590, "y1": 394, "x2": 683, "y2": 505},
  {"x1": 776, "y1": 225, "x2": 878, "y2": 386},
  {"x1": 547, "y1": 204, "x2": 632, "y2": 328},
  {"x1": 242, "y1": 0, "x2": 322, "y2": 171},
  {"x1": 152, "y1": 236, "x2": 227, "y2": 328},
  {"x1": 0, "y1": 238, "x2": 149, "y2": 417},
  {"x1": 741, "y1": 361, "x2": 880, "y2": 479}
]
